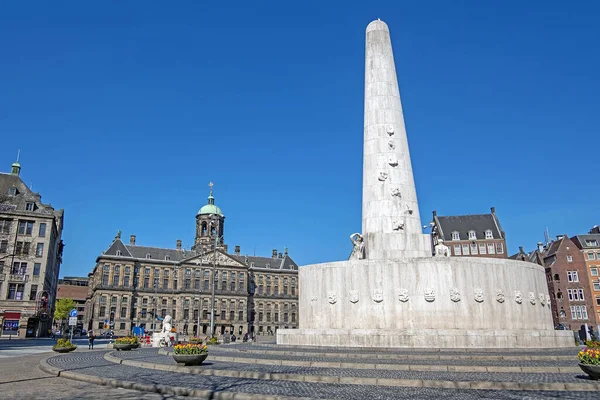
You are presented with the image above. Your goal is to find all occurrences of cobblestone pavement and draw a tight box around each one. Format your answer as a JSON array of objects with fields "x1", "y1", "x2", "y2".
[
  {"x1": 0, "y1": 338, "x2": 111, "y2": 359},
  {"x1": 0, "y1": 351, "x2": 193, "y2": 400},
  {"x1": 45, "y1": 349, "x2": 600, "y2": 399},
  {"x1": 111, "y1": 348, "x2": 588, "y2": 384}
]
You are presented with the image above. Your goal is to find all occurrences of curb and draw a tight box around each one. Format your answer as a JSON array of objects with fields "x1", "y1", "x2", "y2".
[
  {"x1": 106, "y1": 351, "x2": 600, "y2": 392},
  {"x1": 39, "y1": 352, "x2": 317, "y2": 400}
]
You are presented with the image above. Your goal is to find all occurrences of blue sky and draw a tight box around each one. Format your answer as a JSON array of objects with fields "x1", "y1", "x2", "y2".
[{"x1": 1, "y1": 1, "x2": 598, "y2": 277}]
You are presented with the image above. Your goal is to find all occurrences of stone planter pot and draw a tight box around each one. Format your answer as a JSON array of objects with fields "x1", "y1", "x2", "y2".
[
  {"x1": 579, "y1": 363, "x2": 600, "y2": 380},
  {"x1": 113, "y1": 343, "x2": 134, "y2": 351},
  {"x1": 172, "y1": 353, "x2": 208, "y2": 366},
  {"x1": 53, "y1": 346, "x2": 76, "y2": 353},
  {"x1": 131, "y1": 343, "x2": 141, "y2": 349}
]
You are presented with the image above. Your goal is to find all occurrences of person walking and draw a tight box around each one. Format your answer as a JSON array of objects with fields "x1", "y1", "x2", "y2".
[{"x1": 88, "y1": 330, "x2": 95, "y2": 350}]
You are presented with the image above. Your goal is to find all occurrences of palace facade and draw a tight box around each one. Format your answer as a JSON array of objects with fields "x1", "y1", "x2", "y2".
[{"x1": 84, "y1": 186, "x2": 299, "y2": 337}]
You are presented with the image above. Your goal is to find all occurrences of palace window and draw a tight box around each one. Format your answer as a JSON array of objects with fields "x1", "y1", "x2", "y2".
[
  {"x1": 495, "y1": 243, "x2": 504, "y2": 254},
  {"x1": 468, "y1": 230, "x2": 476, "y2": 240},
  {"x1": 485, "y1": 230, "x2": 493, "y2": 239},
  {"x1": 479, "y1": 243, "x2": 487, "y2": 254},
  {"x1": 588, "y1": 252, "x2": 596, "y2": 260},
  {"x1": 146, "y1": 254, "x2": 151, "y2": 259}
]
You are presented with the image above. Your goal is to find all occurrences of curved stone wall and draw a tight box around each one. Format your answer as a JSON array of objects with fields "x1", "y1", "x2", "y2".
[
  {"x1": 298, "y1": 257, "x2": 553, "y2": 331},
  {"x1": 278, "y1": 257, "x2": 574, "y2": 348}
]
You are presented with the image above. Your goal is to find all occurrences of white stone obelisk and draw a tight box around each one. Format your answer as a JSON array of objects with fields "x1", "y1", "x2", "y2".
[{"x1": 362, "y1": 19, "x2": 430, "y2": 259}]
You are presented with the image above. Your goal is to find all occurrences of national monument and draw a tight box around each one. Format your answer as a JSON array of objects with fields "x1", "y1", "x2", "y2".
[{"x1": 277, "y1": 19, "x2": 572, "y2": 348}]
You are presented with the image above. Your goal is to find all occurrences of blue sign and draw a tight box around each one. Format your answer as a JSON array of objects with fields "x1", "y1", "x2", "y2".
[{"x1": 69, "y1": 309, "x2": 78, "y2": 317}]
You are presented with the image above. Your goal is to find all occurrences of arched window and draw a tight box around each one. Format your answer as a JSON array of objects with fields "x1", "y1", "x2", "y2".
[
  {"x1": 556, "y1": 291, "x2": 563, "y2": 299},
  {"x1": 201, "y1": 222, "x2": 207, "y2": 235},
  {"x1": 554, "y1": 274, "x2": 560, "y2": 281}
]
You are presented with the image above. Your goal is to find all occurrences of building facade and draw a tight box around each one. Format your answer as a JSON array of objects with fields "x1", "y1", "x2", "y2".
[
  {"x1": 57, "y1": 276, "x2": 89, "y2": 332},
  {"x1": 571, "y1": 229, "x2": 600, "y2": 327},
  {"x1": 84, "y1": 187, "x2": 299, "y2": 337},
  {"x1": 431, "y1": 207, "x2": 507, "y2": 258},
  {"x1": 515, "y1": 236, "x2": 598, "y2": 331},
  {"x1": 0, "y1": 159, "x2": 65, "y2": 337}
]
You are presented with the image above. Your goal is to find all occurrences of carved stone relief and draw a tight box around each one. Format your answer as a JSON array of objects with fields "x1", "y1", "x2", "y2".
[
  {"x1": 373, "y1": 288, "x2": 384, "y2": 303},
  {"x1": 388, "y1": 156, "x2": 398, "y2": 167},
  {"x1": 327, "y1": 291, "x2": 337, "y2": 304},
  {"x1": 474, "y1": 288, "x2": 484, "y2": 303},
  {"x1": 311, "y1": 296, "x2": 318, "y2": 302},
  {"x1": 424, "y1": 287, "x2": 435, "y2": 302},
  {"x1": 496, "y1": 289, "x2": 505, "y2": 303},
  {"x1": 539, "y1": 293, "x2": 546, "y2": 305},
  {"x1": 450, "y1": 288, "x2": 460, "y2": 302},
  {"x1": 386, "y1": 125, "x2": 394, "y2": 136},
  {"x1": 378, "y1": 172, "x2": 388, "y2": 181},
  {"x1": 528, "y1": 292, "x2": 536, "y2": 305},
  {"x1": 398, "y1": 289, "x2": 409, "y2": 302},
  {"x1": 515, "y1": 291, "x2": 523, "y2": 304},
  {"x1": 349, "y1": 290, "x2": 359, "y2": 304},
  {"x1": 388, "y1": 140, "x2": 395, "y2": 150},
  {"x1": 391, "y1": 188, "x2": 402, "y2": 198},
  {"x1": 546, "y1": 294, "x2": 551, "y2": 307}
]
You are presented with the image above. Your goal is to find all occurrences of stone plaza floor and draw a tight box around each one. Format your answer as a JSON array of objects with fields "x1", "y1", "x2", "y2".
[{"x1": 10, "y1": 341, "x2": 597, "y2": 399}]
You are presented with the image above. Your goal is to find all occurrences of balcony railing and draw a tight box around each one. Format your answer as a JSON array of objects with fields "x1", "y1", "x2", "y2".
[{"x1": 8, "y1": 274, "x2": 28, "y2": 283}]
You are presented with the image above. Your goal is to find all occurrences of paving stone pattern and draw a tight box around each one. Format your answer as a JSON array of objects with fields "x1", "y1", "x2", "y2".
[
  {"x1": 110, "y1": 349, "x2": 588, "y2": 384},
  {"x1": 46, "y1": 348, "x2": 600, "y2": 400}
]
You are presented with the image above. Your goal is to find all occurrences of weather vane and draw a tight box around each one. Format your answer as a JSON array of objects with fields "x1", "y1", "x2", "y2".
[{"x1": 208, "y1": 181, "x2": 214, "y2": 196}]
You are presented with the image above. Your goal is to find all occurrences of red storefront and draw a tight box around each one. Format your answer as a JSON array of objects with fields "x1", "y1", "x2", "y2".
[{"x1": 2, "y1": 312, "x2": 21, "y2": 336}]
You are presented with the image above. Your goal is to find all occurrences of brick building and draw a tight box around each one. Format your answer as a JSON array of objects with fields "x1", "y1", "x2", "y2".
[
  {"x1": 514, "y1": 236, "x2": 597, "y2": 330},
  {"x1": 431, "y1": 207, "x2": 507, "y2": 258},
  {"x1": 85, "y1": 185, "x2": 299, "y2": 337},
  {"x1": 57, "y1": 276, "x2": 89, "y2": 332},
  {"x1": 0, "y1": 158, "x2": 64, "y2": 337},
  {"x1": 571, "y1": 229, "x2": 600, "y2": 327}
]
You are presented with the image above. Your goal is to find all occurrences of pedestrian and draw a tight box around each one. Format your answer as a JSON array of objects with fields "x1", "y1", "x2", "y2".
[{"x1": 88, "y1": 330, "x2": 95, "y2": 350}]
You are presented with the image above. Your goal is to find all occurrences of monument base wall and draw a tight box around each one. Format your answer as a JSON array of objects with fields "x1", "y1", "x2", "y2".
[
  {"x1": 278, "y1": 256, "x2": 573, "y2": 348},
  {"x1": 277, "y1": 328, "x2": 573, "y2": 348}
]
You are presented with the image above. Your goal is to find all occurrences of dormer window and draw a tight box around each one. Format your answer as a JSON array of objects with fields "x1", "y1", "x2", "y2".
[
  {"x1": 266, "y1": 263, "x2": 270, "y2": 269},
  {"x1": 451, "y1": 231, "x2": 460, "y2": 241},
  {"x1": 25, "y1": 202, "x2": 34, "y2": 211},
  {"x1": 165, "y1": 255, "x2": 171, "y2": 261},
  {"x1": 116, "y1": 250, "x2": 122, "y2": 256},
  {"x1": 585, "y1": 239, "x2": 599, "y2": 247},
  {"x1": 146, "y1": 253, "x2": 151, "y2": 259},
  {"x1": 8, "y1": 187, "x2": 17, "y2": 196},
  {"x1": 485, "y1": 230, "x2": 493, "y2": 239},
  {"x1": 468, "y1": 230, "x2": 476, "y2": 240}
]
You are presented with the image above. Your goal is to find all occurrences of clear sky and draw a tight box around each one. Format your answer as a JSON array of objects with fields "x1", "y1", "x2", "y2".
[{"x1": 1, "y1": 1, "x2": 598, "y2": 278}]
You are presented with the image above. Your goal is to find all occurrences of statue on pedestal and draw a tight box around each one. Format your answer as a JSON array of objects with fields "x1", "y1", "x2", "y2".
[
  {"x1": 434, "y1": 239, "x2": 450, "y2": 257},
  {"x1": 349, "y1": 233, "x2": 365, "y2": 260}
]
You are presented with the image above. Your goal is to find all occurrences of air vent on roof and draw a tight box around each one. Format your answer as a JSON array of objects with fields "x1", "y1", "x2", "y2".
[{"x1": 146, "y1": 253, "x2": 151, "y2": 259}]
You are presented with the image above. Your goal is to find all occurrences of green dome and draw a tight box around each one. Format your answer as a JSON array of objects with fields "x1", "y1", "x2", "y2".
[{"x1": 197, "y1": 194, "x2": 224, "y2": 216}]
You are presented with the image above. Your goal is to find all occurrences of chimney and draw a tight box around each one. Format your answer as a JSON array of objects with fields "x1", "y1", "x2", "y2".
[
  {"x1": 556, "y1": 235, "x2": 564, "y2": 240},
  {"x1": 590, "y1": 226, "x2": 600, "y2": 234},
  {"x1": 278, "y1": 252, "x2": 283, "y2": 258},
  {"x1": 234, "y1": 245, "x2": 240, "y2": 256},
  {"x1": 284, "y1": 247, "x2": 288, "y2": 256},
  {"x1": 130, "y1": 235, "x2": 136, "y2": 246},
  {"x1": 519, "y1": 246, "x2": 524, "y2": 253},
  {"x1": 432, "y1": 210, "x2": 437, "y2": 217},
  {"x1": 490, "y1": 207, "x2": 496, "y2": 214},
  {"x1": 272, "y1": 249, "x2": 277, "y2": 259},
  {"x1": 537, "y1": 242, "x2": 544, "y2": 253},
  {"x1": 176, "y1": 240, "x2": 182, "y2": 250}
]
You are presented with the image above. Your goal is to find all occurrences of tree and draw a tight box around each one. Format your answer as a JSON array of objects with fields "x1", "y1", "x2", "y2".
[{"x1": 55, "y1": 298, "x2": 76, "y2": 321}]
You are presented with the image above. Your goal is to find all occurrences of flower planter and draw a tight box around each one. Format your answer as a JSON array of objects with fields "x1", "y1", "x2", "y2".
[
  {"x1": 113, "y1": 343, "x2": 134, "y2": 351},
  {"x1": 172, "y1": 353, "x2": 208, "y2": 366},
  {"x1": 53, "y1": 346, "x2": 76, "y2": 353},
  {"x1": 130, "y1": 343, "x2": 141, "y2": 349},
  {"x1": 579, "y1": 363, "x2": 600, "y2": 380}
]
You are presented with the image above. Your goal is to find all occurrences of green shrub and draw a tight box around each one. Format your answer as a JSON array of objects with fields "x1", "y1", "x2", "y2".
[{"x1": 207, "y1": 336, "x2": 219, "y2": 345}]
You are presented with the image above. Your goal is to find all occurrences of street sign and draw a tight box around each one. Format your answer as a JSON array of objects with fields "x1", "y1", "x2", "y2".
[
  {"x1": 69, "y1": 309, "x2": 78, "y2": 317},
  {"x1": 68, "y1": 317, "x2": 77, "y2": 326}
]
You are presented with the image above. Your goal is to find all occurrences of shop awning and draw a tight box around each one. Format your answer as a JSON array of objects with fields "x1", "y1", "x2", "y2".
[{"x1": 3, "y1": 312, "x2": 21, "y2": 320}]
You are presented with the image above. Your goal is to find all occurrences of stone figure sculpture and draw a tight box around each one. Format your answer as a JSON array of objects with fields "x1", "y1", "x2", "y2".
[
  {"x1": 528, "y1": 292, "x2": 536, "y2": 305},
  {"x1": 378, "y1": 172, "x2": 388, "y2": 181},
  {"x1": 424, "y1": 288, "x2": 435, "y2": 302},
  {"x1": 391, "y1": 188, "x2": 402, "y2": 198},
  {"x1": 327, "y1": 291, "x2": 337, "y2": 304},
  {"x1": 151, "y1": 314, "x2": 174, "y2": 347},
  {"x1": 434, "y1": 240, "x2": 450, "y2": 257},
  {"x1": 349, "y1": 233, "x2": 365, "y2": 260},
  {"x1": 373, "y1": 288, "x2": 384, "y2": 303},
  {"x1": 496, "y1": 289, "x2": 505, "y2": 303},
  {"x1": 515, "y1": 291, "x2": 523, "y2": 304},
  {"x1": 349, "y1": 290, "x2": 359, "y2": 303}
]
